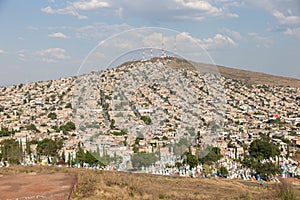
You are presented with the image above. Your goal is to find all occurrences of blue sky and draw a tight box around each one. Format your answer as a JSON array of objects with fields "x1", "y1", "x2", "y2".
[{"x1": 0, "y1": 0, "x2": 300, "y2": 86}]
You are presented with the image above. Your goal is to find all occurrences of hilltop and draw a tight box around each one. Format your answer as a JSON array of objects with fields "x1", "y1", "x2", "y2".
[{"x1": 147, "y1": 57, "x2": 300, "y2": 88}]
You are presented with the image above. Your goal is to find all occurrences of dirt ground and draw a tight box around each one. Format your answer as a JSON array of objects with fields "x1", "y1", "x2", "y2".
[{"x1": 0, "y1": 172, "x2": 77, "y2": 200}]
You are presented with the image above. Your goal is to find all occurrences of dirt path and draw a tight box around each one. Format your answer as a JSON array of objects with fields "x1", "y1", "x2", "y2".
[{"x1": 0, "y1": 173, "x2": 77, "y2": 200}]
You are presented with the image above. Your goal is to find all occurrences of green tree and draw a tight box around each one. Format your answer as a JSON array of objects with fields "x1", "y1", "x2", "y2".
[
  {"x1": 47, "y1": 112, "x2": 57, "y2": 120},
  {"x1": 199, "y1": 147, "x2": 222, "y2": 165},
  {"x1": 76, "y1": 143, "x2": 86, "y2": 167},
  {"x1": 183, "y1": 151, "x2": 199, "y2": 168},
  {"x1": 218, "y1": 166, "x2": 228, "y2": 177},
  {"x1": 84, "y1": 151, "x2": 98, "y2": 165},
  {"x1": 242, "y1": 139, "x2": 281, "y2": 180},
  {"x1": 37, "y1": 138, "x2": 62, "y2": 163},
  {"x1": 26, "y1": 123, "x2": 40, "y2": 132},
  {"x1": 131, "y1": 152, "x2": 158, "y2": 169},
  {"x1": 0, "y1": 139, "x2": 23, "y2": 164},
  {"x1": 60, "y1": 121, "x2": 76, "y2": 134},
  {"x1": 141, "y1": 116, "x2": 152, "y2": 125},
  {"x1": 249, "y1": 139, "x2": 280, "y2": 161}
]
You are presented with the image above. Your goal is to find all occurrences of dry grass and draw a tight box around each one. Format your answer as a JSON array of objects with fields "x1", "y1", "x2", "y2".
[
  {"x1": 71, "y1": 171, "x2": 289, "y2": 200},
  {"x1": 1, "y1": 166, "x2": 299, "y2": 200},
  {"x1": 218, "y1": 66, "x2": 300, "y2": 88}
]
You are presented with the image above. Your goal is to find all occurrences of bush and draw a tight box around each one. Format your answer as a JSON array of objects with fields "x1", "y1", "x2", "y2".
[
  {"x1": 76, "y1": 171, "x2": 97, "y2": 197},
  {"x1": 218, "y1": 166, "x2": 228, "y2": 177},
  {"x1": 276, "y1": 181, "x2": 297, "y2": 200}
]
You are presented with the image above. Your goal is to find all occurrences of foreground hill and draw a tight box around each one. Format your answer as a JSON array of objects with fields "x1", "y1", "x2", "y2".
[{"x1": 1, "y1": 166, "x2": 299, "y2": 200}]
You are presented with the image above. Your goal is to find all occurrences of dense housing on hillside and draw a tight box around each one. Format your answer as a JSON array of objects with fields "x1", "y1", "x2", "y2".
[{"x1": 0, "y1": 57, "x2": 300, "y2": 179}]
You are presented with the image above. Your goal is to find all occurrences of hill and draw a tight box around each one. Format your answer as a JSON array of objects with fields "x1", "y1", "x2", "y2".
[
  {"x1": 218, "y1": 65, "x2": 300, "y2": 88},
  {"x1": 154, "y1": 57, "x2": 300, "y2": 88}
]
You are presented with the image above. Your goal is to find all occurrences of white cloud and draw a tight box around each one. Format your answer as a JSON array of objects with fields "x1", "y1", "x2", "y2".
[
  {"x1": 42, "y1": 0, "x2": 237, "y2": 21},
  {"x1": 75, "y1": 23, "x2": 132, "y2": 40},
  {"x1": 247, "y1": 32, "x2": 273, "y2": 48},
  {"x1": 223, "y1": 28, "x2": 242, "y2": 40},
  {"x1": 0, "y1": 49, "x2": 7, "y2": 54},
  {"x1": 35, "y1": 48, "x2": 70, "y2": 63},
  {"x1": 48, "y1": 32, "x2": 68, "y2": 38},
  {"x1": 73, "y1": 0, "x2": 109, "y2": 10},
  {"x1": 41, "y1": 0, "x2": 110, "y2": 19},
  {"x1": 17, "y1": 49, "x2": 26, "y2": 61},
  {"x1": 41, "y1": 5, "x2": 88, "y2": 19},
  {"x1": 175, "y1": 0, "x2": 222, "y2": 14},
  {"x1": 272, "y1": 10, "x2": 300, "y2": 25},
  {"x1": 199, "y1": 33, "x2": 237, "y2": 49},
  {"x1": 284, "y1": 27, "x2": 300, "y2": 39},
  {"x1": 245, "y1": 0, "x2": 300, "y2": 39}
]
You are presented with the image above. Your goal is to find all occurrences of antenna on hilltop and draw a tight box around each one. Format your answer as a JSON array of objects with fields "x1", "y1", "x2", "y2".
[
  {"x1": 142, "y1": 47, "x2": 145, "y2": 61},
  {"x1": 174, "y1": 35, "x2": 177, "y2": 57},
  {"x1": 161, "y1": 35, "x2": 166, "y2": 58}
]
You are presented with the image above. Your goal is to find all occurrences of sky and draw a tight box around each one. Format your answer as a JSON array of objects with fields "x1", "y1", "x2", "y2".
[{"x1": 0, "y1": 0, "x2": 300, "y2": 86}]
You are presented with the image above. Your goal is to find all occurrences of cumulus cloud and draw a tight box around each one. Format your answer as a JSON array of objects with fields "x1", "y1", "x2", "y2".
[
  {"x1": 75, "y1": 22, "x2": 132, "y2": 40},
  {"x1": 35, "y1": 48, "x2": 70, "y2": 63},
  {"x1": 247, "y1": 32, "x2": 273, "y2": 48},
  {"x1": 41, "y1": 0, "x2": 110, "y2": 19},
  {"x1": 115, "y1": 0, "x2": 239, "y2": 21},
  {"x1": 48, "y1": 32, "x2": 68, "y2": 38},
  {"x1": 42, "y1": 0, "x2": 237, "y2": 21},
  {"x1": 284, "y1": 27, "x2": 300, "y2": 39},
  {"x1": 41, "y1": 5, "x2": 88, "y2": 19},
  {"x1": 223, "y1": 28, "x2": 242, "y2": 40},
  {"x1": 272, "y1": 10, "x2": 300, "y2": 25},
  {"x1": 0, "y1": 49, "x2": 7, "y2": 54},
  {"x1": 245, "y1": 0, "x2": 300, "y2": 39},
  {"x1": 73, "y1": 0, "x2": 109, "y2": 10},
  {"x1": 180, "y1": 32, "x2": 237, "y2": 49}
]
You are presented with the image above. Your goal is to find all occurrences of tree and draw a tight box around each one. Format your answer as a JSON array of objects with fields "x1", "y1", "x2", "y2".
[
  {"x1": 47, "y1": 112, "x2": 57, "y2": 120},
  {"x1": 37, "y1": 138, "x2": 62, "y2": 163},
  {"x1": 249, "y1": 139, "x2": 280, "y2": 161},
  {"x1": 0, "y1": 139, "x2": 23, "y2": 164},
  {"x1": 131, "y1": 152, "x2": 158, "y2": 169},
  {"x1": 199, "y1": 147, "x2": 222, "y2": 165},
  {"x1": 242, "y1": 139, "x2": 281, "y2": 180},
  {"x1": 202, "y1": 164, "x2": 211, "y2": 177},
  {"x1": 26, "y1": 124, "x2": 40, "y2": 132},
  {"x1": 218, "y1": 166, "x2": 228, "y2": 177},
  {"x1": 76, "y1": 143, "x2": 86, "y2": 167},
  {"x1": 60, "y1": 121, "x2": 76, "y2": 134},
  {"x1": 141, "y1": 116, "x2": 152, "y2": 125},
  {"x1": 183, "y1": 151, "x2": 199, "y2": 168},
  {"x1": 84, "y1": 151, "x2": 98, "y2": 165}
]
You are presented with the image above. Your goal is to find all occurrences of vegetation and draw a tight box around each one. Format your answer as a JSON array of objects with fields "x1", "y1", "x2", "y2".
[
  {"x1": 131, "y1": 152, "x2": 158, "y2": 169},
  {"x1": 59, "y1": 121, "x2": 76, "y2": 134},
  {"x1": 0, "y1": 127, "x2": 16, "y2": 137},
  {"x1": 141, "y1": 115, "x2": 152, "y2": 125},
  {"x1": 199, "y1": 147, "x2": 223, "y2": 165},
  {"x1": 36, "y1": 138, "x2": 63, "y2": 164},
  {"x1": 26, "y1": 123, "x2": 40, "y2": 132},
  {"x1": 242, "y1": 139, "x2": 281, "y2": 180},
  {"x1": 47, "y1": 112, "x2": 57, "y2": 120},
  {"x1": 0, "y1": 139, "x2": 23, "y2": 164},
  {"x1": 218, "y1": 166, "x2": 229, "y2": 177}
]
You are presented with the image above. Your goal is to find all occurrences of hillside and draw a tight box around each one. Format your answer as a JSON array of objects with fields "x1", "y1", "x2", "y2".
[
  {"x1": 154, "y1": 57, "x2": 300, "y2": 88},
  {"x1": 218, "y1": 65, "x2": 300, "y2": 88},
  {"x1": 0, "y1": 57, "x2": 299, "y2": 188}
]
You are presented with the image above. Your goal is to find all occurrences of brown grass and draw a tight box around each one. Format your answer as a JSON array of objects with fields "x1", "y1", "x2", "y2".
[
  {"x1": 71, "y1": 171, "x2": 295, "y2": 200},
  {"x1": 1, "y1": 166, "x2": 299, "y2": 200}
]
